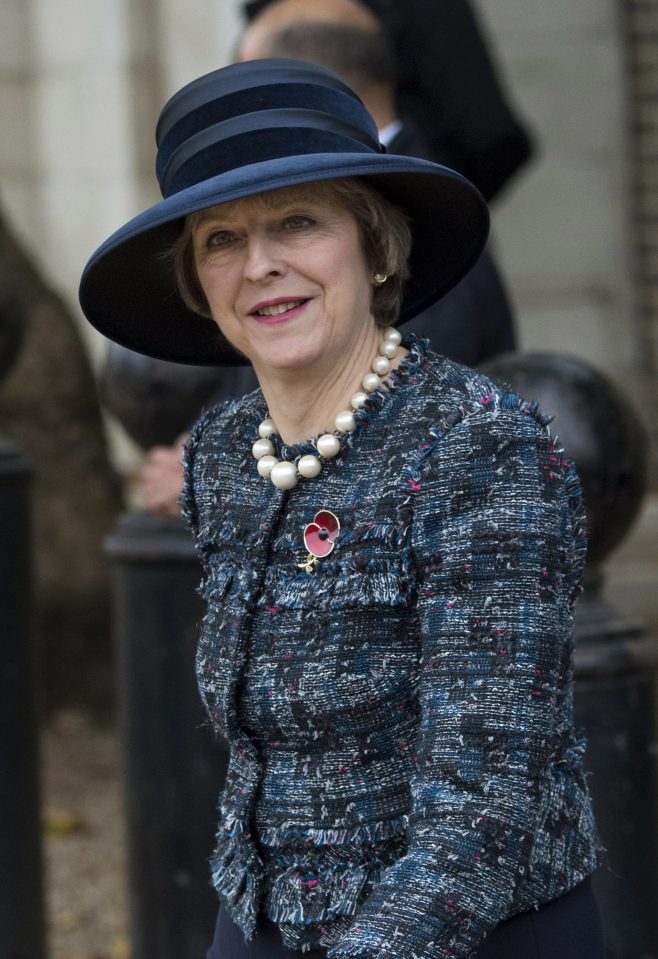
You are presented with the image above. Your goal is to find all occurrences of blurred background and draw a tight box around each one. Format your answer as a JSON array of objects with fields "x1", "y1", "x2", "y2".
[{"x1": 0, "y1": 0, "x2": 657, "y2": 957}]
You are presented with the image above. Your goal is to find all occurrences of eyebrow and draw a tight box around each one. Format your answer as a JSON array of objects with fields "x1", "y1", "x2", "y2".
[
  {"x1": 193, "y1": 209, "x2": 237, "y2": 229},
  {"x1": 193, "y1": 186, "x2": 332, "y2": 228}
]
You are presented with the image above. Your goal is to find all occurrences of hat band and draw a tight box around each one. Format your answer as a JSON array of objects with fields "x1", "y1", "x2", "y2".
[
  {"x1": 160, "y1": 107, "x2": 383, "y2": 197},
  {"x1": 156, "y1": 61, "x2": 361, "y2": 145}
]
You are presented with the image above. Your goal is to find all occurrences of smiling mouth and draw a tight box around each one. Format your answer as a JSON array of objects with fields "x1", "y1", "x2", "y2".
[{"x1": 253, "y1": 299, "x2": 307, "y2": 317}]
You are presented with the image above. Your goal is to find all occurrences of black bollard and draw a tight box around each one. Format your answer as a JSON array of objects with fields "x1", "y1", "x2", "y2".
[
  {"x1": 99, "y1": 343, "x2": 256, "y2": 450},
  {"x1": 0, "y1": 437, "x2": 46, "y2": 959},
  {"x1": 99, "y1": 347, "x2": 255, "y2": 958},
  {"x1": 481, "y1": 352, "x2": 655, "y2": 959},
  {"x1": 576, "y1": 590, "x2": 658, "y2": 959},
  {"x1": 99, "y1": 344, "x2": 225, "y2": 449},
  {"x1": 105, "y1": 510, "x2": 228, "y2": 959}
]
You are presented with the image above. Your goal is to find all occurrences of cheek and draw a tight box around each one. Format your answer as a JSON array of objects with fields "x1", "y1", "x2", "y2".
[
  {"x1": 197, "y1": 264, "x2": 235, "y2": 317},
  {"x1": 343, "y1": 241, "x2": 371, "y2": 294},
  {"x1": 325, "y1": 243, "x2": 369, "y2": 298},
  {"x1": 342, "y1": 260, "x2": 372, "y2": 310}
]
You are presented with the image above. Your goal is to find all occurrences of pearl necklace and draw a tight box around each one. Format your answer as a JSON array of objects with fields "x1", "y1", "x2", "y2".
[{"x1": 252, "y1": 326, "x2": 402, "y2": 489}]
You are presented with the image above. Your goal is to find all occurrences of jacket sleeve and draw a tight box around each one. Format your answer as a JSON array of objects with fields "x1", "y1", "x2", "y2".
[
  {"x1": 328, "y1": 401, "x2": 586, "y2": 958},
  {"x1": 179, "y1": 400, "x2": 238, "y2": 555},
  {"x1": 179, "y1": 416, "x2": 203, "y2": 540}
]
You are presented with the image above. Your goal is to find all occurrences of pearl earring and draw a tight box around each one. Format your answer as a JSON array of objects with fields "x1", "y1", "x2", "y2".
[{"x1": 373, "y1": 273, "x2": 388, "y2": 286}]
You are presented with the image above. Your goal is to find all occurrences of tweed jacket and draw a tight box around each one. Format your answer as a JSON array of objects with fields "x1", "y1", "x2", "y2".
[{"x1": 181, "y1": 338, "x2": 601, "y2": 958}]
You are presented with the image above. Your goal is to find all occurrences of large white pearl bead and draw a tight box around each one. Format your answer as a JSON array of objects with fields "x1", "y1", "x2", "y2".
[
  {"x1": 258, "y1": 418, "x2": 276, "y2": 438},
  {"x1": 257, "y1": 454, "x2": 278, "y2": 478},
  {"x1": 252, "y1": 437, "x2": 275, "y2": 459},
  {"x1": 372, "y1": 355, "x2": 391, "y2": 376},
  {"x1": 382, "y1": 341, "x2": 398, "y2": 359},
  {"x1": 335, "y1": 409, "x2": 356, "y2": 432},
  {"x1": 383, "y1": 327, "x2": 402, "y2": 345},
  {"x1": 270, "y1": 460, "x2": 299, "y2": 489},
  {"x1": 298, "y1": 454, "x2": 322, "y2": 478},
  {"x1": 362, "y1": 372, "x2": 382, "y2": 393},
  {"x1": 317, "y1": 433, "x2": 341, "y2": 458},
  {"x1": 350, "y1": 391, "x2": 368, "y2": 410}
]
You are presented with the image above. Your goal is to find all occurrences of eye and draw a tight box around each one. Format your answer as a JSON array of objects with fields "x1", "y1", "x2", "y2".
[
  {"x1": 281, "y1": 214, "x2": 315, "y2": 231},
  {"x1": 205, "y1": 229, "x2": 236, "y2": 248}
]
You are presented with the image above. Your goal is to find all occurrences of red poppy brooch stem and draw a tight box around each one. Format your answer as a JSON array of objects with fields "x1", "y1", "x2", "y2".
[{"x1": 298, "y1": 510, "x2": 340, "y2": 573}]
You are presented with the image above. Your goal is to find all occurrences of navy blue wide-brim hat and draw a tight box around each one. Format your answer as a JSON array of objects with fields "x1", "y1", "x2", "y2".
[{"x1": 79, "y1": 59, "x2": 489, "y2": 366}]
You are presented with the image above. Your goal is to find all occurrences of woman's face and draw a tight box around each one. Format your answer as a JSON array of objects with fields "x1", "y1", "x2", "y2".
[{"x1": 190, "y1": 184, "x2": 375, "y2": 377}]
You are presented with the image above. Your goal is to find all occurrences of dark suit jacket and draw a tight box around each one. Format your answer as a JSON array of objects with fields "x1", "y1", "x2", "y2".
[
  {"x1": 390, "y1": 122, "x2": 516, "y2": 366},
  {"x1": 243, "y1": 0, "x2": 534, "y2": 201}
]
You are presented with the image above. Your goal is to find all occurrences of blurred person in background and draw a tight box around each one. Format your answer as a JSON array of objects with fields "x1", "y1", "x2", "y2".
[
  {"x1": 140, "y1": 0, "x2": 517, "y2": 517},
  {"x1": 80, "y1": 57, "x2": 603, "y2": 959},
  {"x1": 243, "y1": 0, "x2": 534, "y2": 201}
]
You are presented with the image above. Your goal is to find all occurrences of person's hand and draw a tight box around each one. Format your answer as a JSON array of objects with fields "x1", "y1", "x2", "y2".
[{"x1": 138, "y1": 435, "x2": 188, "y2": 519}]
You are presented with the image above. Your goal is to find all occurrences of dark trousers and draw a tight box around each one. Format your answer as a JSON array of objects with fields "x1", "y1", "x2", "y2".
[{"x1": 207, "y1": 877, "x2": 605, "y2": 958}]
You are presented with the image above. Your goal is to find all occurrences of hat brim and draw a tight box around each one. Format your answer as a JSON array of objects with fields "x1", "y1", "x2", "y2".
[{"x1": 79, "y1": 152, "x2": 488, "y2": 366}]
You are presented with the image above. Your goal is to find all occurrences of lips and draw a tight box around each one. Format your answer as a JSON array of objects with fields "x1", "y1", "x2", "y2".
[
  {"x1": 250, "y1": 297, "x2": 309, "y2": 318},
  {"x1": 254, "y1": 299, "x2": 305, "y2": 316}
]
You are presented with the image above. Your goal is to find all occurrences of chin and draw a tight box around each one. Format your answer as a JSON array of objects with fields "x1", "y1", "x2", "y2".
[
  {"x1": 250, "y1": 334, "x2": 327, "y2": 375},
  {"x1": 258, "y1": 350, "x2": 321, "y2": 375}
]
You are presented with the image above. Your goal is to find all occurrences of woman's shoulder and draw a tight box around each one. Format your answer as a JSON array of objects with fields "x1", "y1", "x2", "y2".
[
  {"x1": 410, "y1": 346, "x2": 587, "y2": 594},
  {"x1": 180, "y1": 388, "x2": 264, "y2": 535},
  {"x1": 414, "y1": 343, "x2": 553, "y2": 441},
  {"x1": 407, "y1": 344, "x2": 586, "y2": 528}
]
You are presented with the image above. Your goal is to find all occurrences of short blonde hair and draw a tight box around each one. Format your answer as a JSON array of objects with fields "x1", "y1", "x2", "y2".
[{"x1": 168, "y1": 177, "x2": 412, "y2": 329}]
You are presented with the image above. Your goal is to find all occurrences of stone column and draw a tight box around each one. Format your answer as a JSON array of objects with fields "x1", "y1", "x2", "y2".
[
  {"x1": 473, "y1": 0, "x2": 637, "y2": 390},
  {"x1": 0, "y1": 248, "x2": 45, "y2": 959},
  {"x1": 618, "y1": 0, "x2": 658, "y2": 477}
]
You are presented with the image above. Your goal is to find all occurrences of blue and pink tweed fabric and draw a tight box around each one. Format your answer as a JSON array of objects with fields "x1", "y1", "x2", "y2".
[{"x1": 181, "y1": 338, "x2": 602, "y2": 957}]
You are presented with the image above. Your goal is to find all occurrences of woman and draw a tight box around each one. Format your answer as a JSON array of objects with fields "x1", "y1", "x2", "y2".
[{"x1": 80, "y1": 59, "x2": 604, "y2": 959}]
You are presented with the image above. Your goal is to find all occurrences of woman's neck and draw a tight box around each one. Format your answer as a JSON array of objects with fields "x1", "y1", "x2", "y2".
[{"x1": 253, "y1": 326, "x2": 406, "y2": 446}]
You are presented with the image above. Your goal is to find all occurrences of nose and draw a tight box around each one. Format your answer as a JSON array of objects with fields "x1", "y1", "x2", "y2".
[{"x1": 243, "y1": 232, "x2": 286, "y2": 283}]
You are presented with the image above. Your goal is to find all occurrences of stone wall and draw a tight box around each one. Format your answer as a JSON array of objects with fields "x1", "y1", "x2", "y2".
[
  {"x1": 0, "y1": 0, "x2": 139, "y2": 364},
  {"x1": 0, "y1": 0, "x2": 241, "y2": 364},
  {"x1": 474, "y1": 0, "x2": 637, "y2": 385}
]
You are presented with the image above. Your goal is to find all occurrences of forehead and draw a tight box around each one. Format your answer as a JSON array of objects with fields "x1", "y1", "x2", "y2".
[{"x1": 192, "y1": 182, "x2": 345, "y2": 226}]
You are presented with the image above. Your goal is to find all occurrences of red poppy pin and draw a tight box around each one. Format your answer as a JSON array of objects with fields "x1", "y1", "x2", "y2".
[{"x1": 298, "y1": 510, "x2": 340, "y2": 573}]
